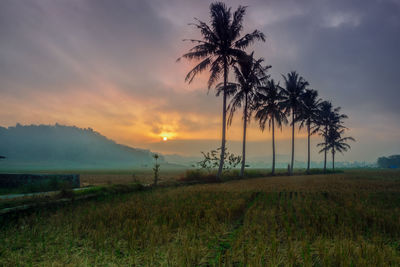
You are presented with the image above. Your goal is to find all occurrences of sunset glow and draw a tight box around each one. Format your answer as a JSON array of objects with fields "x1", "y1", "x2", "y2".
[{"x1": 0, "y1": 0, "x2": 399, "y2": 162}]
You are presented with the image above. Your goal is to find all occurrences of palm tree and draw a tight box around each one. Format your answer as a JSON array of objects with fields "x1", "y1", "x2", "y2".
[
  {"x1": 178, "y1": 2, "x2": 265, "y2": 179},
  {"x1": 325, "y1": 128, "x2": 355, "y2": 171},
  {"x1": 254, "y1": 79, "x2": 287, "y2": 175},
  {"x1": 297, "y1": 89, "x2": 321, "y2": 173},
  {"x1": 317, "y1": 102, "x2": 348, "y2": 172},
  {"x1": 316, "y1": 101, "x2": 333, "y2": 172},
  {"x1": 227, "y1": 53, "x2": 269, "y2": 177},
  {"x1": 281, "y1": 71, "x2": 309, "y2": 175}
]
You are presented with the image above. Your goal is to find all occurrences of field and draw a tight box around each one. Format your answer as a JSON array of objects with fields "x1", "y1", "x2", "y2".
[{"x1": 1, "y1": 169, "x2": 400, "y2": 266}]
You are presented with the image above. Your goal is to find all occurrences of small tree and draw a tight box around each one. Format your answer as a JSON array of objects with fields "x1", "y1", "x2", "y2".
[
  {"x1": 197, "y1": 147, "x2": 242, "y2": 174},
  {"x1": 153, "y1": 154, "x2": 160, "y2": 186}
]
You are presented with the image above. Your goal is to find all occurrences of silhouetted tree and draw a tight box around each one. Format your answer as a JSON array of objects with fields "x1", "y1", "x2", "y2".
[
  {"x1": 227, "y1": 53, "x2": 269, "y2": 177},
  {"x1": 316, "y1": 101, "x2": 333, "y2": 172},
  {"x1": 297, "y1": 89, "x2": 321, "y2": 173},
  {"x1": 281, "y1": 71, "x2": 309, "y2": 175},
  {"x1": 317, "y1": 103, "x2": 348, "y2": 172},
  {"x1": 377, "y1": 155, "x2": 400, "y2": 168},
  {"x1": 319, "y1": 127, "x2": 354, "y2": 171},
  {"x1": 329, "y1": 128, "x2": 355, "y2": 171},
  {"x1": 178, "y1": 2, "x2": 265, "y2": 179},
  {"x1": 254, "y1": 79, "x2": 287, "y2": 175}
]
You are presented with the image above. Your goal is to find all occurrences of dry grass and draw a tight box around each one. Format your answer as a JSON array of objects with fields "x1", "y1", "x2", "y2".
[
  {"x1": 0, "y1": 169, "x2": 399, "y2": 266},
  {"x1": 79, "y1": 169, "x2": 185, "y2": 186},
  {"x1": 184, "y1": 169, "x2": 400, "y2": 193}
]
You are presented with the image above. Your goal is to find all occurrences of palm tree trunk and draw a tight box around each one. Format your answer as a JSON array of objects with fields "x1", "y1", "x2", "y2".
[
  {"x1": 240, "y1": 94, "x2": 248, "y2": 177},
  {"x1": 272, "y1": 117, "x2": 275, "y2": 175},
  {"x1": 332, "y1": 149, "x2": 335, "y2": 171},
  {"x1": 323, "y1": 127, "x2": 327, "y2": 173},
  {"x1": 217, "y1": 61, "x2": 228, "y2": 179},
  {"x1": 290, "y1": 109, "x2": 295, "y2": 175},
  {"x1": 307, "y1": 121, "x2": 310, "y2": 173}
]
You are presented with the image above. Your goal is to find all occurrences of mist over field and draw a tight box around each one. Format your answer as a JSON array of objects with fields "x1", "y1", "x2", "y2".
[
  {"x1": 0, "y1": 124, "x2": 162, "y2": 170},
  {"x1": 0, "y1": 123, "x2": 371, "y2": 171}
]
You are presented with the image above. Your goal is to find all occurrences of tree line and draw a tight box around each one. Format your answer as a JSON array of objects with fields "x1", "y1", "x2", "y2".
[
  {"x1": 377, "y1": 155, "x2": 400, "y2": 168},
  {"x1": 179, "y1": 2, "x2": 354, "y2": 179}
]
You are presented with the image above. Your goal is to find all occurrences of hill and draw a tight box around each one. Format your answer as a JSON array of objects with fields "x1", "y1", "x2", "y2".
[{"x1": 0, "y1": 124, "x2": 162, "y2": 170}]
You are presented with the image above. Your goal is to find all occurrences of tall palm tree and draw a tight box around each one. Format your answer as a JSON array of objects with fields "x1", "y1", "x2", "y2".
[
  {"x1": 227, "y1": 53, "x2": 269, "y2": 177},
  {"x1": 297, "y1": 89, "x2": 321, "y2": 173},
  {"x1": 178, "y1": 2, "x2": 265, "y2": 179},
  {"x1": 317, "y1": 102, "x2": 348, "y2": 172},
  {"x1": 281, "y1": 71, "x2": 309, "y2": 175},
  {"x1": 316, "y1": 101, "x2": 333, "y2": 172},
  {"x1": 254, "y1": 79, "x2": 287, "y2": 175}
]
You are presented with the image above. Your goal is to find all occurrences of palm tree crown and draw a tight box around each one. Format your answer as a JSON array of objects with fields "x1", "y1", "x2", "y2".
[
  {"x1": 254, "y1": 79, "x2": 287, "y2": 132},
  {"x1": 228, "y1": 53, "x2": 269, "y2": 125},
  {"x1": 325, "y1": 128, "x2": 355, "y2": 154},
  {"x1": 178, "y1": 2, "x2": 265, "y2": 89},
  {"x1": 297, "y1": 89, "x2": 321, "y2": 131},
  {"x1": 318, "y1": 124, "x2": 355, "y2": 171},
  {"x1": 281, "y1": 72, "x2": 309, "y2": 116}
]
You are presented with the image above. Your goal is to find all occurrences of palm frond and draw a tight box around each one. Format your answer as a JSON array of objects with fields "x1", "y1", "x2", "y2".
[
  {"x1": 234, "y1": 30, "x2": 266, "y2": 49},
  {"x1": 185, "y1": 57, "x2": 212, "y2": 84}
]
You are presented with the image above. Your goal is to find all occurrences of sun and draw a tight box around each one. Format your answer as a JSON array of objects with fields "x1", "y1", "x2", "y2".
[{"x1": 163, "y1": 136, "x2": 168, "y2": 141}]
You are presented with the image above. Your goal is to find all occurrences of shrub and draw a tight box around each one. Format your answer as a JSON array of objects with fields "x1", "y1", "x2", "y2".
[{"x1": 197, "y1": 147, "x2": 241, "y2": 174}]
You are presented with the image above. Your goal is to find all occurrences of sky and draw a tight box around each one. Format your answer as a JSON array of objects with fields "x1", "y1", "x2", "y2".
[{"x1": 0, "y1": 0, "x2": 399, "y2": 163}]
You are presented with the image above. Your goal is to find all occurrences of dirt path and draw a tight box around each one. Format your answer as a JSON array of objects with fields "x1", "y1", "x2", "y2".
[{"x1": 198, "y1": 192, "x2": 263, "y2": 266}]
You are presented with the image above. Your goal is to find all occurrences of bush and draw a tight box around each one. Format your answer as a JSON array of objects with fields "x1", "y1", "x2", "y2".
[{"x1": 197, "y1": 147, "x2": 241, "y2": 174}]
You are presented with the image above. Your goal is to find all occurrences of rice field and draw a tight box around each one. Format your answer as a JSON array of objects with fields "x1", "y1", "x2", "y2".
[{"x1": 1, "y1": 169, "x2": 399, "y2": 266}]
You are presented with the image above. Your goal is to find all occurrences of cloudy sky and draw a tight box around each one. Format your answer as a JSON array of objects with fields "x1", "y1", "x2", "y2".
[{"x1": 0, "y1": 0, "x2": 399, "y2": 162}]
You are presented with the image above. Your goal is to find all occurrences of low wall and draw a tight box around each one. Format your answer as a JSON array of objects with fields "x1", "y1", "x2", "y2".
[{"x1": 0, "y1": 174, "x2": 80, "y2": 189}]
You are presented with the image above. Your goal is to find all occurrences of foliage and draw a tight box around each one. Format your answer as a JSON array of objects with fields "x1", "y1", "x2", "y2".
[
  {"x1": 227, "y1": 53, "x2": 270, "y2": 126},
  {"x1": 197, "y1": 147, "x2": 242, "y2": 174},
  {"x1": 280, "y1": 71, "x2": 309, "y2": 116},
  {"x1": 377, "y1": 155, "x2": 400, "y2": 168},
  {"x1": 297, "y1": 89, "x2": 321, "y2": 132},
  {"x1": 254, "y1": 79, "x2": 287, "y2": 131},
  {"x1": 178, "y1": 2, "x2": 265, "y2": 89}
]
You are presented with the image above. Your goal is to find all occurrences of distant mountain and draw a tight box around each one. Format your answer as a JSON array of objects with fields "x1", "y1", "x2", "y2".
[{"x1": 0, "y1": 124, "x2": 162, "y2": 170}]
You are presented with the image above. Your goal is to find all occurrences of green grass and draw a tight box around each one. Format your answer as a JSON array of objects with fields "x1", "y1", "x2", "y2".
[{"x1": 0, "y1": 169, "x2": 399, "y2": 266}]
